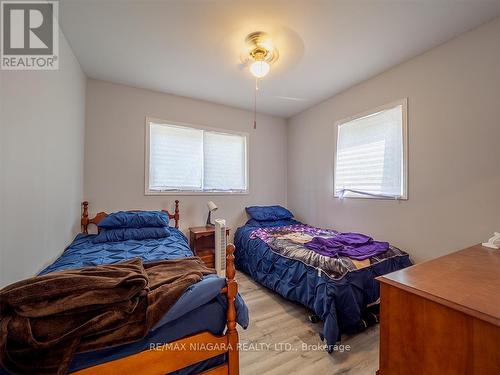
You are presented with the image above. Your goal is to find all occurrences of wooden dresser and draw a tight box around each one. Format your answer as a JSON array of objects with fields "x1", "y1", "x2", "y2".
[{"x1": 377, "y1": 244, "x2": 500, "y2": 375}]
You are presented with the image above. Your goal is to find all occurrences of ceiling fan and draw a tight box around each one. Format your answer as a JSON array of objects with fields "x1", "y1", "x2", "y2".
[
  {"x1": 240, "y1": 31, "x2": 308, "y2": 126},
  {"x1": 240, "y1": 31, "x2": 278, "y2": 79}
]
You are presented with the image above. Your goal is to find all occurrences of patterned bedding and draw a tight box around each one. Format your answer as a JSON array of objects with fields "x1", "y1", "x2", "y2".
[
  {"x1": 251, "y1": 224, "x2": 409, "y2": 280},
  {"x1": 235, "y1": 221, "x2": 413, "y2": 349}
]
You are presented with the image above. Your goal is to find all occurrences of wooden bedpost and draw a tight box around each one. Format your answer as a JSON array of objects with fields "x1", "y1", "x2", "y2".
[
  {"x1": 225, "y1": 244, "x2": 239, "y2": 375},
  {"x1": 81, "y1": 201, "x2": 89, "y2": 234},
  {"x1": 174, "y1": 200, "x2": 180, "y2": 229}
]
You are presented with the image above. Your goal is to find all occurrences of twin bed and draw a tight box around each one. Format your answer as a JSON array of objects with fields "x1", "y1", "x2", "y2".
[
  {"x1": 1, "y1": 201, "x2": 247, "y2": 375},
  {"x1": 234, "y1": 206, "x2": 412, "y2": 349}
]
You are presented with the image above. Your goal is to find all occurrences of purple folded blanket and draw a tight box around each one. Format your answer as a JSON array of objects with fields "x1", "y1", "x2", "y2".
[{"x1": 305, "y1": 232, "x2": 389, "y2": 260}]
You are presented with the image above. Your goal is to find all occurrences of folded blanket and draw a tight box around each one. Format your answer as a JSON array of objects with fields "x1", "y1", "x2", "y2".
[
  {"x1": 0, "y1": 257, "x2": 214, "y2": 375},
  {"x1": 305, "y1": 233, "x2": 389, "y2": 260}
]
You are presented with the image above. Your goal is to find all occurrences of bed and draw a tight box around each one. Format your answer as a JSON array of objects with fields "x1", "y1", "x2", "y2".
[
  {"x1": 234, "y1": 206, "x2": 412, "y2": 351},
  {"x1": 1, "y1": 201, "x2": 247, "y2": 375}
]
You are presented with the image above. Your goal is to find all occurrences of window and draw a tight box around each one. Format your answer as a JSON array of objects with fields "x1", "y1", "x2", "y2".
[
  {"x1": 146, "y1": 119, "x2": 248, "y2": 194},
  {"x1": 334, "y1": 99, "x2": 408, "y2": 199}
]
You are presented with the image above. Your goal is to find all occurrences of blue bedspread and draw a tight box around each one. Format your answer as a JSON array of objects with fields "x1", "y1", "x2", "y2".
[
  {"x1": 235, "y1": 222, "x2": 411, "y2": 350},
  {"x1": 3, "y1": 228, "x2": 249, "y2": 375},
  {"x1": 39, "y1": 228, "x2": 194, "y2": 275}
]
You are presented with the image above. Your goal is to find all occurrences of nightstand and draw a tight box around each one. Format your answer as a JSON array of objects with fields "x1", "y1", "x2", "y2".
[{"x1": 189, "y1": 226, "x2": 230, "y2": 268}]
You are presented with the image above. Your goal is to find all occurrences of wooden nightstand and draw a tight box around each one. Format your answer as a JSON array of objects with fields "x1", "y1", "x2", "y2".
[{"x1": 189, "y1": 226, "x2": 230, "y2": 268}]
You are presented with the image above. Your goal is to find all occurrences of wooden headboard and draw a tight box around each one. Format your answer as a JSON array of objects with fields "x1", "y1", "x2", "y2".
[{"x1": 81, "y1": 200, "x2": 180, "y2": 234}]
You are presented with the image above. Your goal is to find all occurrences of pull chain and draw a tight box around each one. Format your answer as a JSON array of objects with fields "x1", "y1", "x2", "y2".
[{"x1": 253, "y1": 78, "x2": 259, "y2": 129}]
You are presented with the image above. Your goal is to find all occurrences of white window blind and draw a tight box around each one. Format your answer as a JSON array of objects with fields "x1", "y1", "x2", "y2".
[
  {"x1": 147, "y1": 121, "x2": 248, "y2": 193},
  {"x1": 334, "y1": 100, "x2": 407, "y2": 199},
  {"x1": 204, "y1": 131, "x2": 247, "y2": 191},
  {"x1": 149, "y1": 123, "x2": 203, "y2": 191}
]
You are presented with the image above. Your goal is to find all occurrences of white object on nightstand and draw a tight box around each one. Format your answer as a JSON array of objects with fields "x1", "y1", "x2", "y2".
[{"x1": 482, "y1": 232, "x2": 500, "y2": 249}]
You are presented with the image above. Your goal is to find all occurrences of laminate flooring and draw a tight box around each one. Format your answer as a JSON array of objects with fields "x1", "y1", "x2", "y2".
[{"x1": 236, "y1": 272, "x2": 379, "y2": 375}]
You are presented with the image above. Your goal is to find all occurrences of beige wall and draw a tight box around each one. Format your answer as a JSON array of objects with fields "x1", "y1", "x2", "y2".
[
  {"x1": 84, "y1": 80, "x2": 287, "y2": 238},
  {"x1": 0, "y1": 32, "x2": 86, "y2": 286},
  {"x1": 287, "y1": 18, "x2": 500, "y2": 262}
]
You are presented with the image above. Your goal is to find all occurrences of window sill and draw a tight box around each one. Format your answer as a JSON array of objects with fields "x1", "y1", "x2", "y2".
[
  {"x1": 334, "y1": 194, "x2": 408, "y2": 201},
  {"x1": 145, "y1": 190, "x2": 250, "y2": 196}
]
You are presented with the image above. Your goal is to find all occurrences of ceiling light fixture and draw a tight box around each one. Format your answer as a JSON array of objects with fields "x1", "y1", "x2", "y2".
[
  {"x1": 243, "y1": 31, "x2": 279, "y2": 129},
  {"x1": 249, "y1": 60, "x2": 270, "y2": 78}
]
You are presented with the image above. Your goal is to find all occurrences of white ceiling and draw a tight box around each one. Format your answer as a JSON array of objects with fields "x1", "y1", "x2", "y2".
[{"x1": 59, "y1": 0, "x2": 500, "y2": 118}]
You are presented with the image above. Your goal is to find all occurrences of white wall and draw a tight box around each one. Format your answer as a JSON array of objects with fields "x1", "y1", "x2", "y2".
[
  {"x1": 0, "y1": 32, "x2": 86, "y2": 286},
  {"x1": 84, "y1": 80, "x2": 287, "y2": 238},
  {"x1": 287, "y1": 18, "x2": 500, "y2": 262}
]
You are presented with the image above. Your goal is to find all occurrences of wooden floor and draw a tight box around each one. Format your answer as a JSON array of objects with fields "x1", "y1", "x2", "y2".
[{"x1": 237, "y1": 272, "x2": 379, "y2": 375}]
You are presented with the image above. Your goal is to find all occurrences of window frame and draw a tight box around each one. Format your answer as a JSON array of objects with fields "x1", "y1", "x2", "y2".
[
  {"x1": 333, "y1": 98, "x2": 408, "y2": 200},
  {"x1": 144, "y1": 117, "x2": 250, "y2": 196}
]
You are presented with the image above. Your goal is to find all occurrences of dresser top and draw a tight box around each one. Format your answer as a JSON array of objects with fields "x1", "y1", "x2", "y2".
[{"x1": 378, "y1": 244, "x2": 500, "y2": 326}]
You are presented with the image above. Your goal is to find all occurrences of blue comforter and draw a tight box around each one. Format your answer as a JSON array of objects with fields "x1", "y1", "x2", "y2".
[
  {"x1": 39, "y1": 228, "x2": 194, "y2": 274},
  {"x1": 235, "y1": 221, "x2": 411, "y2": 350},
  {"x1": 23, "y1": 228, "x2": 249, "y2": 374}
]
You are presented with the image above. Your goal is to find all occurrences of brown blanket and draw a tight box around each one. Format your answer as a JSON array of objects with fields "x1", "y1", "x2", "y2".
[{"x1": 0, "y1": 257, "x2": 214, "y2": 375}]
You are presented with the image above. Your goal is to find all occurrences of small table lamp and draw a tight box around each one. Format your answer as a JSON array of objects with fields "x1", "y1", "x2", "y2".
[{"x1": 206, "y1": 201, "x2": 218, "y2": 227}]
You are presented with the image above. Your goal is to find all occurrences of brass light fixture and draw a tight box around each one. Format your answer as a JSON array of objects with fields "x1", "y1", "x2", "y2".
[
  {"x1": 245, "y1": 31, "x2": 278, "y2": 78},
  {"x1": 243, "y1": 32, "x2": 279, "y2": 128}
]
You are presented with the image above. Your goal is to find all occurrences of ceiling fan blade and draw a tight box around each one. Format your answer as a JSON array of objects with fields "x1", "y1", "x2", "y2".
[{"x1": 273, "y1": 96, "x2": 309, "y2": 102}]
